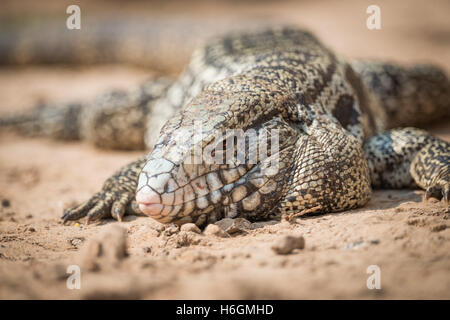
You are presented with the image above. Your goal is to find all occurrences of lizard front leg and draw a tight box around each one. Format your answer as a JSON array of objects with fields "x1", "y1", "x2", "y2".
[
  {"x1": 365, "y1": 127, "x2": 449, "y2": 205},
  {"x1": 62, "y1": 156, "x2": 147, "y2": 224},
  {"x1": 410, "y1": 139, "x2": 449, "y2": 204}
]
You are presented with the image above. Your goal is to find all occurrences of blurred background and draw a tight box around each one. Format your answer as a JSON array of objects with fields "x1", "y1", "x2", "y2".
[{"x1": 0, "y1": 0, "x2": 449, "y2": 113}]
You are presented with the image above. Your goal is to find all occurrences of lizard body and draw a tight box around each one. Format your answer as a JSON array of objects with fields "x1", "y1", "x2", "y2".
[{"x1": 1, "y1": 27, "x2": 448, "y2": 226}]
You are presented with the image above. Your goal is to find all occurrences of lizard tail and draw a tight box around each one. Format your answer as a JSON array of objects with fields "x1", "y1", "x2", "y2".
[
  {"x1": 0, "y1": 102, "x2": 83, "y2": 140},
  {"x1": 351, "y1": 60, "x2": 450, "y2": 130}
]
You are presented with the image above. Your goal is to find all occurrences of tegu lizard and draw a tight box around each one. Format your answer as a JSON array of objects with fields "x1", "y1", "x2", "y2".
[{"x1": 1, "y1": 27, "x2": 449, "y2": 227}]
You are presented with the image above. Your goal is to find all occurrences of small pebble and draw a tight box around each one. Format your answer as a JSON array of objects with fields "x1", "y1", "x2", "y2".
[
  {"x1": 180, "y1": 223, "x2": 201, "y2": 234},
  {"x1": 203, "y1": 224, "x2": 229, "y2": 238},
  {"x1": 215, "y1": 218, "x2": 251, "y2": 234},
  {"x1": 155, "y1": 224, "x2": 165, "y2": 232},
  {"x1": 271, "y1": 234, "x2": 305, "y2": 255},
  {"x1": 2, "y1": 199, "x2": 10, "y2": 207},
  {"x1": 143, "y1": 247, "x2": 151, "y2": 253},
  {"x1": 70, "y1": 238, "x2": 84, "y2": 246}
]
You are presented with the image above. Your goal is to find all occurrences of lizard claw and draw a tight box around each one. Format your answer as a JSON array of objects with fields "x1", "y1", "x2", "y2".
[
  {"x1": 411, "y1": 139, "x2": 449, "y2": 208},
  {"x1": 444, "y1": 186, "x2": 449, "y2": 207},
  {"x1": 62, "y1": 192, "x2": 114, "y2": 224},
  {"x1": 61, "y1": 193, "x2": 101, "y2": 224},
  {"x1": 111, "y1": 193, "x2": 132, "y2": 222},
  {"x1": 61, "y1": 157, "x2": 146, "y2": 225},
  {"x1": 424, "y1": 183, "x2": 449, "y2": 207},
  {"x1": 424, "y1": 186, "x2": 439, "y2": 201}
]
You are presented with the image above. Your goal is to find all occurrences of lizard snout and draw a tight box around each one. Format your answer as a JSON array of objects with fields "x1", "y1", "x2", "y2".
[{"x1": 136, "y1": 186, "x2": 164, "y2": 217}]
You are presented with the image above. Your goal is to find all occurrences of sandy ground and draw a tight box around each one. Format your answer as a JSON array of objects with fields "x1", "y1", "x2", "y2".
[{"x1": 0, "y1": 0, "x2": 450, "y2": 299}]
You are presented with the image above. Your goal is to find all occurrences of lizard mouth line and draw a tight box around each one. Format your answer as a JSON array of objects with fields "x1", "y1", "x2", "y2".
[
  {"x1": 136, "y1": 179, "x2": 236, "y2": 219},
  {"x1": 137, "y1": 202, "x2": 166, "y2": 217}
]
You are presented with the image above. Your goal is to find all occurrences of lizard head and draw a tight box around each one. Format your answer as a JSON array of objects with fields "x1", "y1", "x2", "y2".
[{"x1": 136, "y1": 76, "x2": 299, "y2": 226}]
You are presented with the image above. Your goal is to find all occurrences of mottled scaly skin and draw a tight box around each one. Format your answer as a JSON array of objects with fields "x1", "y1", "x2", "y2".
[{"x1": 1, "y1": 27, "x2": 448, "y2": 226}]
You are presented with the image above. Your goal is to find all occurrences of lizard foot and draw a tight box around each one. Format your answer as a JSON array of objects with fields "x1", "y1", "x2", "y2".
[
  {"x1": 411, "y1": 140, "x2": 449, "y2": 207},
  {"x1": 62, "y1": 189, "x2": 138, "y2": 224},
  {"x1": 424, "y1": 184, "x2": 449, "y2": 207},
  {"x1": 61, "y1": 157, "x2": 146, "y2": 224}
]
